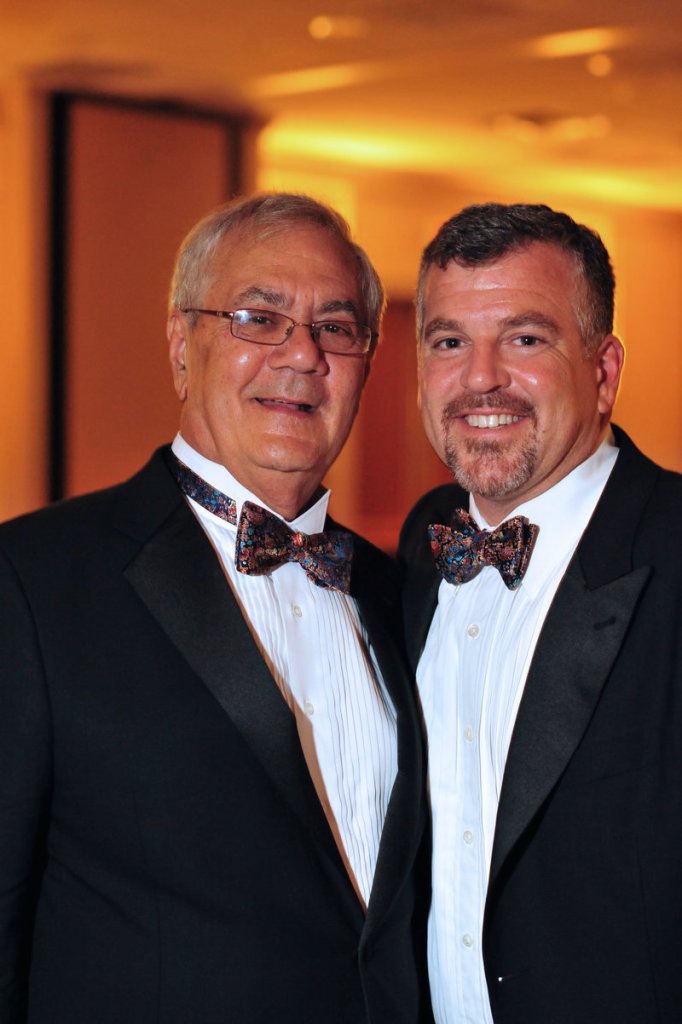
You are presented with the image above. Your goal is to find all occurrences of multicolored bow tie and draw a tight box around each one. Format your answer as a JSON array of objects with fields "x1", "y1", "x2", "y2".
[
  {"x1": 235, "y1": 501, "x2": 353, "y2": 592},
  {"x1": 170, "y1": 454, "x2": 237, "y2": 524},
  {"x1": 169, "y1": 453, "x2": 353, "y2": 592},
  {"x1": 428, "y1": 508, "x2": 539, "y2": 591}
]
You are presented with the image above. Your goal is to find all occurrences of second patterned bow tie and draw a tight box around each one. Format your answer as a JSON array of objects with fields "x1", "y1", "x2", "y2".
[
  {"x1": 169, "y1": 453, "x2": 353, "y2": 592},
  {"x1": 428, "y1": 508, "x2": 539, "y2": 591}
]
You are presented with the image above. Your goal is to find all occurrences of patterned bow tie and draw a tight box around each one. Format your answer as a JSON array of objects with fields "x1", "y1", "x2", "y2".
[
  {"x1": 169, "y1": 453, "x2": 353, "y2": 592},
  {"x1": 428, "y1": 508, "x2": 539, "y2": 590},
  {"x1": 235, "y1": 502, "x2": 353, "y2": 592}
]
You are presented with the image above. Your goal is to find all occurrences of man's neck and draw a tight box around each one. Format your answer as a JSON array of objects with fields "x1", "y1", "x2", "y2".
[
  {"x1": 241, "y1": 474, "x2": 325, "y2": 521},
  {"x1": 173, "y1": 434, "x2": 326, "y2": 522}
]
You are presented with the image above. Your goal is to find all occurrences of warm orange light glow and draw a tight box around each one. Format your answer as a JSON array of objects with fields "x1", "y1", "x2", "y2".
[
  {"x1": 492, "y1": 113, "x2": 612, "y2": 143},
  {"x1": 526, "y1": 26, "x2": 632, "y2": 59},
  {"x1": 260, "y1": 121, "x2": 682, "y2": 211},
  {"x1": 245, "y1": 61, "x2": 381, "y2": 98},
  {"x1": 308, "y1": 15, "x2": 369, "y2": 40},
  {"x1": 262, "y1": 125, "x2": 418, "y2": 165}
]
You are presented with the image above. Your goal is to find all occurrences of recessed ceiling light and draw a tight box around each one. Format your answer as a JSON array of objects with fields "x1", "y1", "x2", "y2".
[
  {"x1": 586, "y1": 53, "x2": 614, "y2": 77},
  {"x1": 308, "y1": 15, "x2": 369, "y2": 40}
]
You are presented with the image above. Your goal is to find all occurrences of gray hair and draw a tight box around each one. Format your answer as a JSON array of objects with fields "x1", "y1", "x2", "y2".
[
  {"x1": 416, "y1": 202, "x2": 615, "y2": 351},
  {"x1": 170, "y1": 192, "x2": 385, "y2": 353}
]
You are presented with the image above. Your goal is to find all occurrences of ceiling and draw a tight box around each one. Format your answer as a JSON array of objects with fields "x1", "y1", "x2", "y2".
[{"x1": 2, "y1": 0, "x2": 682, "y2": 208}]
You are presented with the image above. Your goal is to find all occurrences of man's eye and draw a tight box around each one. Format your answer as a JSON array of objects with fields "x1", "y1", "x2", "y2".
[
  {"x1": 246, "y1": 314, "x2": 275, "y2": 326},
  {"x1": 514, "y1": 335, "x2": 543, "y2": 347},
  {"x1": 319, "y1": 321, "x2": 354, "y2": 337},
  {"x1": 433, "y1": 336, "x2": 463, "y2": 350}
]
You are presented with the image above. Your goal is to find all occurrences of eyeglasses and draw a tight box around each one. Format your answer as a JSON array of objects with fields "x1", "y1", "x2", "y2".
[{"x1": 182, "y1": 307, "x2": 375, "y2": 355}]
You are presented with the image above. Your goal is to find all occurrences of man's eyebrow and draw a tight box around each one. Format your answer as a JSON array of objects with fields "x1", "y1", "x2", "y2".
[
  {"x1": 234, "y1": 286, "x2": 289, "y2": 308},
  {"x1": 423, "y1": 317, "x2": 465, "y2": 340},
  {"x1": 317, "y1": 299, "x2": 362, "y2": 319},
  {"x1": 501, "y1": 312, "x2": 561, "y2": 334},
  {"x1": 422, "y1": 312, "x2": 561, "y2": 339},
  {"x1": 232, "y1": 289, "x2": 361, "y2": 321}
]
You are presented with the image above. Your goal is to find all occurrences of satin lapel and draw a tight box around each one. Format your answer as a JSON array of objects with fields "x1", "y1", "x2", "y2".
[
  {"x1": 490, "y1": 430, "x2": 661, "y2": 886},
  {"x1": 347, "y1": 541, "x2": 426, "y2": 934},
  {"x1": 488, "y1": 557, "x2": 651, "y2": 888},
  {"x1": 399, "y1": 482, "x2": 464, "y2": 671},
  {"x1": 403, "y1": 566, "x2": 441, "y2": 671},
  {"x1": 124, "y1": 498, "x2": 343, "y2": 868}
]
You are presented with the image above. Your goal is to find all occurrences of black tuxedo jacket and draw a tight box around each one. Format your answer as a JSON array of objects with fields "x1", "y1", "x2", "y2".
[
  {"x1": 0, "y1": 447, "x2": 427, "y2": 1024},
  {"x1": 398, "y1": 427, "x2": 682, "y2": 1024}
]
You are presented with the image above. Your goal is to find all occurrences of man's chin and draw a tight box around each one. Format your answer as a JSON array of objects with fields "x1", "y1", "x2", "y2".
[{"x1": 446, "y1": 454, "x2": 535, "y2": 500}]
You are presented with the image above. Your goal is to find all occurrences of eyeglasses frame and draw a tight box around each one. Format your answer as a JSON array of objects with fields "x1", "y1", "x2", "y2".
[{"x1": 181, "y1": 307, "x2": 376, "y2": 355}]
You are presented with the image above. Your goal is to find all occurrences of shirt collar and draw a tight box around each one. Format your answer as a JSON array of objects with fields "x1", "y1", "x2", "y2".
[
  {"x1": 470, "y1": 432, "x2": 619, "y2": 598},
  {"x1": 171, "y1": 433, "x2": 331, "y2": 534}
]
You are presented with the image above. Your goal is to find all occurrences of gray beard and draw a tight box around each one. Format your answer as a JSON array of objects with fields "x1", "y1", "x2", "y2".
[
  {"x1": 444, "y1": 433, "x2": 538, "y2": 499},
  {"x1": 441, "y1": 393, "x2": 538, "y2": 499}
]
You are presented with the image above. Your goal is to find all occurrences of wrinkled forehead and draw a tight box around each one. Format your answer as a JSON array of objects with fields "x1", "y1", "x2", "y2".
[{"x1": 203, "y1": 220, "x2": 361, "y2": 302}]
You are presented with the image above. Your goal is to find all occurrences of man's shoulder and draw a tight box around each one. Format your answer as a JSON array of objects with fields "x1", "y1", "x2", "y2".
[
  {"x1": 398, "y1": 482, "x2": 465, "y2": 567},
  {"x1": 569, "y1": 427, "x2": 682, "y2": 589},
  {"x1": 0, "y1": 446, "x2": 177, "y2": 561},
  {"x1": 603, "y1": 427, "x2": 682, "y2": 528},
  {"x1": 403, "y1": 483, "x2": 466, "y2": 528}
]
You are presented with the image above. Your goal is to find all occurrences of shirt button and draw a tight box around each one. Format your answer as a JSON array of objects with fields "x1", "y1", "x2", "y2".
[
  {"x1": 462, "y1": 933, "x2": 474, "y2": 948},
  {"x1": 466, "y1": 623, "x2": 480, "y2": 639},
  {"x1": 292, "y1": 604, "x2": 303, "y2": 618},
  {"x1": 304, "y1": 701, "x2": 315, "y2": 716},
  {"x1": 464, "y1": 726, "x2": 473, "y2": 742},
  {"x1": 463, "y1": 830, "x2": 474, "y2": 845}
]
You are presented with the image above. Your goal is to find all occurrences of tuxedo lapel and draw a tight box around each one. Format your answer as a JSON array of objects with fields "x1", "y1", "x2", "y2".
[
  {"x1": 489, "y1": 430, "x2": 659, "y2": 889},
  {"x1": 399, "y1": 481, "x2": 465, "y2": 670},
  {"x1": 403, "y1": 567, "x2": 440, "y2": 670},
  {"x1": 349, "y1": 551, "x2": 425, "y2": 933},
  {"x1": 118, "y1": 460, "x2": 346, "y2": 877},
  {"x1": 488, "y1": 557, "x2": 650, "y2": 887}
]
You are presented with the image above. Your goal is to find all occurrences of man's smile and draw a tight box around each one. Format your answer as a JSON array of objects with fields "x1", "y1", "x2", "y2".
[
  {"x1": 462, "y1": 413, "x2": 523, "y2": 429},
  {"x1": 255, "y1": 397, "x2": 316, "y2": 413}
]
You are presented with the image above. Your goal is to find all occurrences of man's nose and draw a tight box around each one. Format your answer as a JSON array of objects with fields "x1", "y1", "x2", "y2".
[
  {"x1": 460, "y1": 342, "x2": 510, "y2": 392},
  {"x1": 267, "y1": 323, "x2": 327, "y2": 372}
]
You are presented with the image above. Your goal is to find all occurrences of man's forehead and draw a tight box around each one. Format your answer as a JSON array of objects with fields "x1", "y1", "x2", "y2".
[
  {"x1": 424, "y1": 245, "x2": 578, "y2": 306},
  {"x1": 211, "y1": 221, "x2": 355, "y2": 271},
  {"x1": 204, "y1": 227, "x2": 361, "y2": 311}
]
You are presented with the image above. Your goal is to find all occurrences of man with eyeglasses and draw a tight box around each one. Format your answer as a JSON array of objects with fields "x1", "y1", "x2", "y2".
[{"x1": 0, "y1": 194, "x2": 428, "y2": 1024}]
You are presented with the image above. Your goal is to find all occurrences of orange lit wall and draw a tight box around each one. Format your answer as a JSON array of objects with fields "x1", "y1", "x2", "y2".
[
  {"x1": 0, "y1": 85, "x2": 49, "y2": 521},
  {"x1": 63, "y1": 98, "x2": 236, "y2": 496},
  {"x1": 2, "y1": 97, "x2": 681, "y2": 547}
]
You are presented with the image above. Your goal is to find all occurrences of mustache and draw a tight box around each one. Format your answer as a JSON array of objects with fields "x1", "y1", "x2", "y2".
[{"x1": 442, "y1": 393, "x2": 534, "y2": 423}]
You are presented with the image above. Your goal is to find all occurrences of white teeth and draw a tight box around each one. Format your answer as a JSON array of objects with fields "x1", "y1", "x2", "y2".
[{"x1": 464, "y1": 414, "x2": 521, "y2": 428}]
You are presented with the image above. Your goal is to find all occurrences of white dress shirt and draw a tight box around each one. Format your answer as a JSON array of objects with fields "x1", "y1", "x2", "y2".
[
  {"x1": 417, "y1": 436, "x2": 619, "y2": 1024},
  {"x1": 171, "y1": 434, "x2": 397, "y2": 907}
]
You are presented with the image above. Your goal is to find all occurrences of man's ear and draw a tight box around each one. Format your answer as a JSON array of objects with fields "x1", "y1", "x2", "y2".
[
  {"x1": 168, "y1": 311, "x2": 189, "y2": 401},
  {"x1": 596, "y1": 333, "x2": 625, "y2": 416}
]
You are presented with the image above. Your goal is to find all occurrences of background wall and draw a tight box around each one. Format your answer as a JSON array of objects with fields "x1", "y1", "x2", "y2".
[
  {"x1": 57, "y1": 97, "x2": 243, "y2": 497},
  {"x1": 1, "y1": 90, "x2": 681, "y2": 551}
]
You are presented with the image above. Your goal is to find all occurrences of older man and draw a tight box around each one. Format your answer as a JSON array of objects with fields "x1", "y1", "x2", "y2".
[
  {"x1": 0, "y1": 194, "x2": 426, "y2": 1024},
  {"x1": 399, "y1": 202, "x2": 682, "y2": 1024}
]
